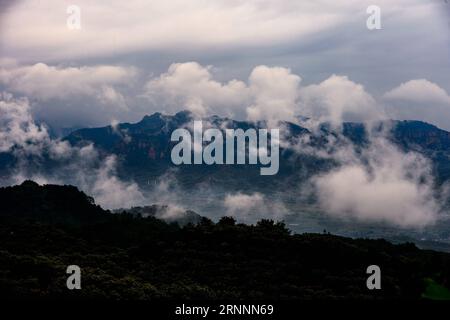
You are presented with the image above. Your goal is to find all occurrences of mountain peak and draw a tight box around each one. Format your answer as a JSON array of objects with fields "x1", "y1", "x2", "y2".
[
  {"x1": 137, "y1": 110, "x2": 193, "y2": 124},
  {"x1": 173, "y1": 110, "x2": 193, "y2": 122},
  {"x1": 141, "y1": 112, "x2": 163, "y2": 121},
  {"x1": 20, "y1": 180, "x2": 40, "y2": 188}
]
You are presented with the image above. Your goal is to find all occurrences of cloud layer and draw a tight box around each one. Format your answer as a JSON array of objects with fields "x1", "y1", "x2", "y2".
[
  {"x1": 224, "y1": 192, "x2": 288, "y2": 222},
  {"x1": 3, "y1": 60, "x2": 450, "y2": 132},
  {"x1": 0, "y1": 0, "x2": 360, "y2": 60},
  {"x1": 313, "y1": 137, "x2": 439, "y2": 227},
  {"x1": 0, "y1": 62, "x2": 137, "y2": 128},
  {"x1": 0, "y1": 92, "x2": 144, "y2": 209}
]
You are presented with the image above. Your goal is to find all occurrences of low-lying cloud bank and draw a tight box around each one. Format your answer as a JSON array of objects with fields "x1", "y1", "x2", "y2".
[
  {"x1": 223, "y1": 192, "x2": 289, "y2": 223},
  {"x1": 312, "y1": 137, "x2": 440, "y2": 227}
]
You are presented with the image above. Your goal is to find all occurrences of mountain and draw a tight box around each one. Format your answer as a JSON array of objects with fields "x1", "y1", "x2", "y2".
[
  {"x1": 2, "y1": 111, "x2": 449, "y2": 192},
  {"x1": 3, "y1": 112, "x2": 450, "y2": 246},
  {"x1": 65, "y1": 111, "x2": 315, "y2": 191},
  {"x1": 1, "y1": 181, "x2": 450, "y2": 299},
  {"x1": 64, "y1": 111, "x2": 450, "y2": 190}
]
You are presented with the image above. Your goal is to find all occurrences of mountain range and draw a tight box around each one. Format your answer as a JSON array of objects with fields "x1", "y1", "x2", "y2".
[
  {"x1": 3, "y1": 111, "x2": 450, "y2": 248},
  {"x1": 63, "y1": 111, "x2": 450, "y2": 190}
]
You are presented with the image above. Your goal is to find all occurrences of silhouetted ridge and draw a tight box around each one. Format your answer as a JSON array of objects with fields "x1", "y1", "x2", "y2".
[
  {"x1": 0, "y1": 181, "x2": 106, "y2": 225},
  {"x1": 0, "y1": 181, "x2": 450, "y2": 299}
]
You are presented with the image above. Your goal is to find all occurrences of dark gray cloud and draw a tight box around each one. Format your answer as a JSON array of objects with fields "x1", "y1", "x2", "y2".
[{"x1": 0, "y1": 0, "x2": 20, "y2": 15}]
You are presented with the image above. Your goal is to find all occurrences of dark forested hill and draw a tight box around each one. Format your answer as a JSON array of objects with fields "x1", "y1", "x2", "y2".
[{"x1": 1, "y1": 181, "x2": 450, "y2": 300}]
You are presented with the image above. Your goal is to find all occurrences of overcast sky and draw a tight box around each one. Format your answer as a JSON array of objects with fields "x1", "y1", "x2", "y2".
[{"x1": 1, "y1": 0, "x2": 450, "y2": 130}]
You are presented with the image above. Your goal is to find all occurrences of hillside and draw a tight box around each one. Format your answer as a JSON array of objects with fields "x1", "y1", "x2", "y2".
[{"x1": 1, "y1": 181, "x2": 450, "y2": 299}]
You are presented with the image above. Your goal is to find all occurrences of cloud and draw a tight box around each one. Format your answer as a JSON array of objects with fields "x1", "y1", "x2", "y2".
[
  {"x1": 0, "y1": 63, "x2": 135, "y2": 100},
  {"x1": 9, "y1": 154, "x2": 145, "y2": 210},
  {"x1": 299, "y1": 75, "x2": 385, "y2": 125},
  {"x1": 144, "y1": 62, "x2": 302, "y2": 123},
  {"x1": 313, "y1": 137, "x2": 439, "y2": 227},
  {"x1": 0, "y1": 91, "x2": 77, "y2": 159},
  {"x1": 0, "y1": 62, "x2": 136, "y2": 128},
  {"x1": 223, "y1": 192, "x2": 288, "y2": 222},
  {"x1": 144, "y1": 63, "x2": 397, "y2": 129},
  {"x1": 0, "y1": 92, "x2": 145, "y2": 209},
  {"x1": 0, "y1": 92, "x2": 49, "y2": 154},
  {"x1": 1, "y1": 77, "x2": 448, "y2": 227},
  {"x1": 246, "y1": 65, "x2": 301, "y2": 123},
  {"x1": 0, "y1": 0, "x2": 447, "y2": 108},
  {"x1": 146, "y1": 63, "x2": 450, "y2": 134},
  {"x1": 2, "y1": 60, "x2": 449, "y2": 134},
  {"x1": 87, "y1": 155, "x2": 145, "y2": 209},
  {"x1": 0, "y1": 0, "x2": 352, "y2": 61},
  {"x1": 384, "y1": 79, "x2": 450, "y2": 130},
  {"x1": 1, "y1": 0, "x2": 438, "y2": 62},
  {"x1": 144, "y1": 62, "x2": 249, "y2": 117},
  {"x1": 384, "y1": 79, "x2": 450, "y2": 105}
]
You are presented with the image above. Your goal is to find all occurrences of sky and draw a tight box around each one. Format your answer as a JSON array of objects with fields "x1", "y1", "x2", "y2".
[{"x1": 1, "y1": 0, "x2": 450, "y2": 130}]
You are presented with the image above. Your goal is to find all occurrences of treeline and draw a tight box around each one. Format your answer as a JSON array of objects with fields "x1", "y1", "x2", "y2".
[{"x1": 0, "y1": 181, "x2": 450, "y2": 299}]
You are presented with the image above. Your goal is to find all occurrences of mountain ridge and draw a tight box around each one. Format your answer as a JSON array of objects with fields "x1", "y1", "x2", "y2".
[{"x1": 63, "y1": 111, "x2": 450, "y2": 189}]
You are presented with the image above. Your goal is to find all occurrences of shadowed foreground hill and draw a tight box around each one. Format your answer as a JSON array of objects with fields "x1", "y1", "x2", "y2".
[{"x1": 1, "y1": 181, "x2": 450, "y2": 300}]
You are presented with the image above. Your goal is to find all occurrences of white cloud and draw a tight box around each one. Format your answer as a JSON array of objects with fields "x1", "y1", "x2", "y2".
[
  {"x1": 246, "y1": 65, "x2": 301, "y2": 123},
  {"x1": 3, "y1": 60, "x2": 450, "y2": 135},
  {"x1": 0, "y1": 63, "x2": 135, "y2": 100},
  {"x1": 313, "y1": 137, "x2": 439, "y2": 227},
  {"x1": 88, "y1": 155, "x2": 145, "y2": 209},
  {"x1": 144, "y1": 62, "x2": 302, "y2": 123},
  {"x1": 0, "y1": 91, "x2": 77, "y2": 159},
  {"x1": 299, "y1": 75, "x2": 385, "y2": 125},
  {"x1": 384, "y1": 79, "x2": 450, "y2": 130},
  {"x1": 9, "y1": 154, "x2": 145, "y2": 210},
  {"x1": 224, "y1": 192, "x2": 288, "y2": 222},
  {"x1": 0, "y1": 92, "x2": 145, "y2": 210},
  {"x1": 0, "y1": 63, "x2": 136, "y2": 127},
  {"x1": 384, "y1": 79, "x2": 450, "y2": 105},
  {"x1": 0, "y1": 92, "x2": 49, "y2": 154},
  {"x1": 144, "y1": 62, "x2": 249, "y2": 117}
]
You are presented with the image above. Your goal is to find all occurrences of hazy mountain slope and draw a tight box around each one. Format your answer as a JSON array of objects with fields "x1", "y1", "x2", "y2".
[{"x1": 64, "y1": 111, "x2": 450, "y2": 190}]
